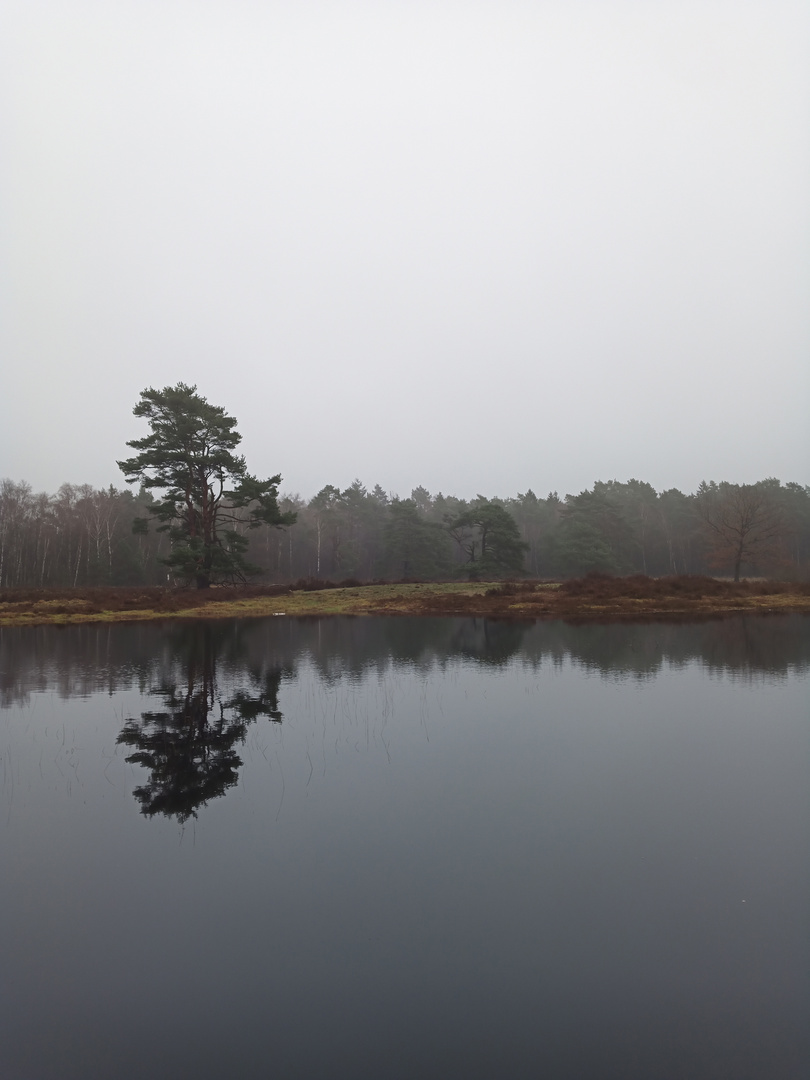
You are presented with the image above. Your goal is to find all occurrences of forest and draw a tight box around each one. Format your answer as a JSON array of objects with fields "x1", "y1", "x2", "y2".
[{"x1": 1, "y1": 475, "x2": 808, "y2": 588}]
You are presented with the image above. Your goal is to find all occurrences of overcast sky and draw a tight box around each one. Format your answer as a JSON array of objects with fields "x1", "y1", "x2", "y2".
[{"x1": 2, "y1": 0, "x2": 808, "y2": 502}]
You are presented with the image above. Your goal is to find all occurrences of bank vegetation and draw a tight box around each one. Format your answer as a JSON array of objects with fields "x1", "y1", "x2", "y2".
[{"x1": 1, "y1": 575, "x2": 809, "y2": 627}]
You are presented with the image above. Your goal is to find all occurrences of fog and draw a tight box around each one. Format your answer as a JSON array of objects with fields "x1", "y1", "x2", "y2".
[{"x1": 2, "y1": 1, "x2": 808, "y2": 500}]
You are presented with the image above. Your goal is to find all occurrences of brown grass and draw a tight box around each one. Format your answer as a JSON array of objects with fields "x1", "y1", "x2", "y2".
[
  {"x1": 0, "y1": 584, "x2": 290, "y2": 625},
  {"x1": 1, "y1": 575, "x2": 809, "y2": 626}
]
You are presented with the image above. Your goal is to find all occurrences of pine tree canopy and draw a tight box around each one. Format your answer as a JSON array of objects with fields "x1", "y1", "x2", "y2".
[{"x1": 117, "y1": 383, "x2": 295, "y2": 588}]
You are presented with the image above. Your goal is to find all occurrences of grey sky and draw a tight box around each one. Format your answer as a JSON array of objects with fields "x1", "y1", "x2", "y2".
[{"x1": 2, "y1": 0, "x2": 808, "y2": 501}]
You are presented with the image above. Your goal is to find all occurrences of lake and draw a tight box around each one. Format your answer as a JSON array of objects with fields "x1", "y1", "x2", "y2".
[{"x1": 1, "y1": 615, "x2": 808, "y2": 1079}]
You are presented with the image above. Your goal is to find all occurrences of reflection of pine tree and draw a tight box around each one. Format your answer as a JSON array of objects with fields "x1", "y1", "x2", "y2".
[{"x1": 117, "y1": 626, "x2": 287, "y2": 822}]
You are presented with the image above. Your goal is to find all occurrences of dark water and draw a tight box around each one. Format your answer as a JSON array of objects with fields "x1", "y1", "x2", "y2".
[{"x1": 0, "y1": 615, "x2": 807, "y2": 1080}]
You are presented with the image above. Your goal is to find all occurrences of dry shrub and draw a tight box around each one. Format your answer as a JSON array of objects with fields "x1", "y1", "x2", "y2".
[
  {"x1": 560, "y1": 573, "x2": 803, "y2": 600},
  {"x1": 485, "y1": 581, "x2": 537, "y2": 597},
  {"x1": 292, "y1": 577, "x2": 339, "y2": 591}
]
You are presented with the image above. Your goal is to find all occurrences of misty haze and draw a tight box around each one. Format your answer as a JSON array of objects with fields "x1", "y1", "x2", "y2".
[{"x1": 1, "y1": 3, "x2": 808, "y2": 1078}]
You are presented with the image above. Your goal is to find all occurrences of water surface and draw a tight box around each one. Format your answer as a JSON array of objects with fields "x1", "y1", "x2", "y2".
[{"x1": 1, "y1": 615, "x2": 807, "y2": 1079}]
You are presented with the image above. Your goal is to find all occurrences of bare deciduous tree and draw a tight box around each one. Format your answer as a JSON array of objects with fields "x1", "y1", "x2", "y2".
[{"x1": 696, "y1": 482, "x2": 783, "y2": 581}]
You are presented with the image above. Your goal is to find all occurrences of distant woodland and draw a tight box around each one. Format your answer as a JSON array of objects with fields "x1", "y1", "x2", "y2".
[{"x1": 1, "y1": 476, "x2": 808, "y2": 588}]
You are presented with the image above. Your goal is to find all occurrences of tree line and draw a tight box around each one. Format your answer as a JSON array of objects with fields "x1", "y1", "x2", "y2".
[
  {"x1": 1, "y1": 474, "x2": 808, "y2": 588},
  {"x1": 2, "y1": 383, "x2": 807, "y2": 588}
]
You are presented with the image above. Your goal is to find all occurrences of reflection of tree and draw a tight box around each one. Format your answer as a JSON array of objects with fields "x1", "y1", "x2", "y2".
[
  {"x1": 449, "y1": 618, "x2": 528, "y2": 665},
  {"x1": 117, "y1": 624, "x2": 288, "y2": 822}
]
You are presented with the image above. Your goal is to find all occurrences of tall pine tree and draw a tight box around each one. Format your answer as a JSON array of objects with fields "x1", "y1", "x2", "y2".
[{"x1": 118, "y1": 384, "x2": 295, "y2": 587}]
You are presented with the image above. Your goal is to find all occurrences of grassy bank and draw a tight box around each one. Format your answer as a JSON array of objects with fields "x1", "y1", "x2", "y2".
[{"x1": 1, "y1": 576, "x2": 809, "y2": 627}]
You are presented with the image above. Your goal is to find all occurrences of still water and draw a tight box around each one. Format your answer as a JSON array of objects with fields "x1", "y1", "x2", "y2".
[{"x1": 1, "y1": 615, "x2": 808, "y2": 1080}]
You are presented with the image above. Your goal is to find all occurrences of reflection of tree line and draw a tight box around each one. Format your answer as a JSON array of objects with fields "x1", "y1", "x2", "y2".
[
  {"x1": 223, "y1": 614, "x2": 810, "y2": 681},
  {"x1": 2, "y1": 615, "x2": 809, "y2": 713},
  {"x1": 117, "y1": 625, "x2": 290, "y2": 822},
  {"x1": 1, "y1": 615, "x2": 806, "y2": 819},
  {"x1": 106, "y1": 615, "x2": 810, "y2": 822},
  {"x1": 109, "y1": 621, "x2": 534, "y2": 821}
]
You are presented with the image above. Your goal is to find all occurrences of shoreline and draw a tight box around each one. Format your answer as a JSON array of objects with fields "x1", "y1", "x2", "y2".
[{"x1": 1, "y1": 579, "x2": 808, "y2": 627}]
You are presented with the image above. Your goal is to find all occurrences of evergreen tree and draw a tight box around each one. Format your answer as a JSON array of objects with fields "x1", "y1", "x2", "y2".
[
  {"x1": 547, "y1": 519, "x2": 618, "y2": 577},
  {"x1": 383, "y1": 498, "x2": 452, "y2": 579},
  {"x1": 118, "y1": 383, "x2": 295, "y2": 587},
  {"x1": 447, "y1": 500, "x2": 528, "y2": 579}
]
